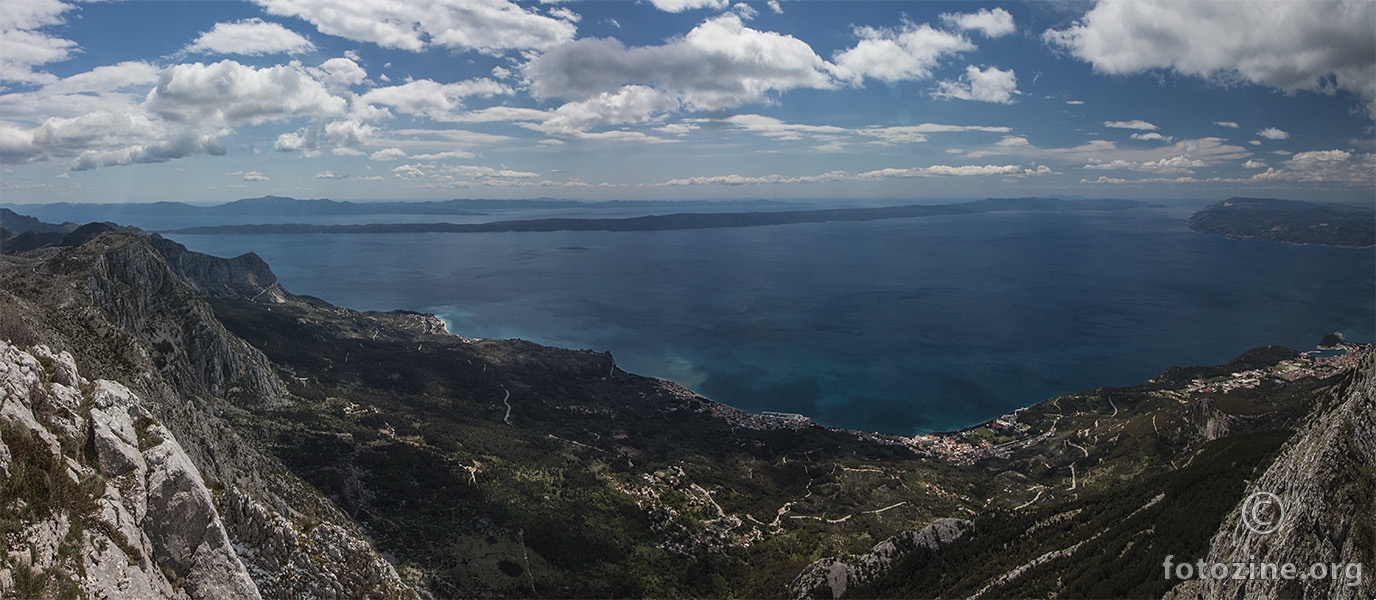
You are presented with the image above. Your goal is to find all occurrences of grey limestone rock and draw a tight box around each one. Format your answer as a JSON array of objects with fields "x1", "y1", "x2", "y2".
[
  {"x1": 143, "y1": 423, "x2": 262, "y2": 600},
  {"x1": 3, "y1": 230, "x2": 421, "y2": 599},
  {"x1": 1167, "y1": 354, "x2": 1375, "y2": 600},
  {"x1": 789, "y1": 518, "x2": 973, "y2": 599}
]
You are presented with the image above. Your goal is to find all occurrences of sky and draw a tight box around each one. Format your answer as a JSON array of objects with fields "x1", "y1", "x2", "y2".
[{"x1": 1, "y1": 0, "x2": 1374, "y2": 205}]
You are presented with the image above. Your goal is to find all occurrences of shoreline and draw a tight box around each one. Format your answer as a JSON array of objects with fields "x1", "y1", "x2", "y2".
[{"x1": 413, "y1": 296, "x2": 1370, "y2": 445}]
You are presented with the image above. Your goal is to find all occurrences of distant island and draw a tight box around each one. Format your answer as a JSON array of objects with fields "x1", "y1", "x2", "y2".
[
  {"x1": 1187, "y1": 197, "x2": 1375, "y2": 248},
  {"x1": 0, "y1": 195, "x2": 789, "y2": 220},
  {"x1": 164, "y1": 197, "x2": 1147, "y2": 235}
]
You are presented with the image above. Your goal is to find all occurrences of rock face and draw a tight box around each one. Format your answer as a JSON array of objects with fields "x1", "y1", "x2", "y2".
[
  {"x1": 1, "y1": 232, "x2": 418, "y2": 599},
  {"x1": 1168, "y1": 353, "x2": 1375, "y2": 600},
  {"x1": 149, "y1": 235, "x2": 285, "y2": 302},
  {"x1": 789, "y1": 518, "x2": 972, "y2": 599},
  {"x1": 1, "y1": 341, "x2": 258, "y2": 599}
]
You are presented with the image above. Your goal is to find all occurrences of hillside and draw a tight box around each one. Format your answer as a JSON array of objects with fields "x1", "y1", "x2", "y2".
[
  {"x1": 1187, "y1": 197, "x2": 1375, "y2": 248},
  {"x1": 0, "y1": 226, "x2": 1370, "y2": 598}
]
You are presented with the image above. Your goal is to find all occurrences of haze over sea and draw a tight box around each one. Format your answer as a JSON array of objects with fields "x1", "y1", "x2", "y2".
[{"x1": 59, "y1": 200, "x2": 1376, "y2": 434}]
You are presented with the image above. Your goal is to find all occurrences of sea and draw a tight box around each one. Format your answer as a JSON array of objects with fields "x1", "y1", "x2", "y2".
[{"x1": 19, "y1": 200, "x2": 1375, "y2": 434}]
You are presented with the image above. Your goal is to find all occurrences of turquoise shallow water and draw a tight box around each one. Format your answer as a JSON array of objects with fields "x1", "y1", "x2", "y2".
[{"x1": 156, "y1": 203, "x2": 1374, "y2": 434}]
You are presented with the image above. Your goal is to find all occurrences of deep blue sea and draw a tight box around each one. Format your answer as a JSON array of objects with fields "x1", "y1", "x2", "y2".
[{"x1": 41, "y1": 201, "x2": 1376, "y2": 434}]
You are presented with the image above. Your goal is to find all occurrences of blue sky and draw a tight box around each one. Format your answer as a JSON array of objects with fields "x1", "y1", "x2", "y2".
[{"x1": 2, "y1": 0, "x2": 1373, "y2": 204}]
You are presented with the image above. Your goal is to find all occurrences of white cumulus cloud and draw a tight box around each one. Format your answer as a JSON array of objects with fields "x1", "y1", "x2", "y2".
[
  {"x1": 324, "y1": 119, "x2": 375, "y2": 146},
  {"x1": 370, "y1": 147, "x2": 407, "y2": 161},
  {"x1": 1248, "y1": 149, "x2": 1375, "y2": 184},
  {"x1": 524, "y1": 14, "x2": 834, "y2": 111},
  {"x1": 1130, "y1": 132, "x2": 1173, "y2": 142},
  {"x1": 186, "y1": 18, "x2": 315, "y2": 55},
  {"x1": 360, "y1": 78, "x2": 512, "y2": 120},
  {"x1": 859, "y1": 163, "x2": 1049, "y2": 178},
  {"x1": 933, "y1": 65, "x2": 1018, "y2": 104},
  {"x1": 36, "y1": 61, "x2": 161, "y2": 97},
  {"x1": 253, "y1": 0, "x2": 577, "y2": 54},
  {"x1": 535, "y1": 85, "x2": 680, "y2": 136},
  {"x1": 1044, "y1": 0, "x2": 1376, "y2": 115},
  {"x1": 393, "y1": 164, "x2": 424, "y2": 178},
  {"x1": 274, "y1": 129, "x2": 314, "y2": 152},
  {"x1": 1, "y1": 0, "x2": 77, "y2": 84},
  {"x1": 310, "y1": 57, "x2": 368, "y2": 87},
  {"x1": 831, "y1": 22, "x2": 974, "y2": 84},
  {"x1": 1256, "y1": 127, "x2": 1289, "y2": 140},
  {"x1": 146, "y1": 60, "x2": 347, "y2": 126},
  {"x1": 940, "y1": 8, "x2": 1015, "y2": 38},
  {"x1": 723, "y1": 114, "x2": 846, "y2": 140},
  {"x1": 1105, "y1": 120, "x2": 1157, "y2": 130},
  {"x1": 2, "y1": 106, "x2": 229, "y2": 169},
  {"x1": 647, "y1": 0, "x2": 730, "y2": 12}
]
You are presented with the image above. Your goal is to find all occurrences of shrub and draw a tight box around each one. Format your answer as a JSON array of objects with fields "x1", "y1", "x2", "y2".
[{"x1": 0, "y1": 309, "x2": 37, "y2": 347}]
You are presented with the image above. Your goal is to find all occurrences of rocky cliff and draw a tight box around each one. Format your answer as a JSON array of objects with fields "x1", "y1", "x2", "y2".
[
  {"x1": 148, "y1": 236, "x2": 285, "y2": 303},
  {"x1": 0, "y1": 341, "x2": 258, "y2": 599},
  {"x1": 1, "y1": 233, "x2": 417, "y2": 599},
  {"x1": 1168, "y1": 352, "x2": 1375, "y2": 600}
]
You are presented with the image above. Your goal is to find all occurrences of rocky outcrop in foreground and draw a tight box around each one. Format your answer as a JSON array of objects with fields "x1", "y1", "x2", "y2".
[
  {"x1": 1168, "y1": 353, "x2": 1375, "y2": 600},
  {"x1": 0, "y1": 341, "x2": 258, "y2": 599},
  {"x1": 2, "y1": 231, "x2": 419, "y2": 599}
]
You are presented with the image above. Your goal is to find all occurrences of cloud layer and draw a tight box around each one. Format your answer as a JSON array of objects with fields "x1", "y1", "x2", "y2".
[
  {"x1": 0, "y1": 0, "x2": 1370, "y2": 204},
  {"x1": 186, "y1": 18, "x2": 315, "y2": 55},
  {"x1": 1045, "y1": 0, "x2": 1376, "y2": 114},
  {"x1": 253, "y1": 0, "x2": 577, "y2": 54},
  {"x1": 525, "y1": 14, "x2": 835, "y2": 111}
]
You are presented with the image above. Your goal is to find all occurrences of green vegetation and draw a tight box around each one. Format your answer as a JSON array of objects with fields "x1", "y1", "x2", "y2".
[
  {"x1": 1187, "y1": 197, "x2": 1375, "y2": 248},
  {"x1": 0, "y1": 421, "x2": 107, "y2": 600},
  {"x1": 204, "y1": 290, "x2": 1352, "y2": 597},
  {"x1": 851, "y1": 430, "x2": 1293, "y2": 598},
  {"x1": 206, "y1": 296, "x2": 986, "y2": 596}
]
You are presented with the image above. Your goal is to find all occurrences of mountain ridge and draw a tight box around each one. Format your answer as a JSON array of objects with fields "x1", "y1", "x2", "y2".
[
  {"x1": 1, "y1": 195, "x2": 799, "y2": 221},
  {"x1": 164, "y1": 197, "x2": 1148, "y2": 235}
]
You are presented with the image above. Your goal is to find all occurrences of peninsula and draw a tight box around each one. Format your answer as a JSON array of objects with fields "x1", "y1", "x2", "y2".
[{"x1": 1187, "y1": 197, "x2": 1375, "y2": 248}]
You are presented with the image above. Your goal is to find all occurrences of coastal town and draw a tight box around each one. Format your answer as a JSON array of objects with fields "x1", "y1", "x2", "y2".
[
  {"x1": 1185, "y1": 343, "x2": 1367, "y2": 393},
  {"x1": 675, "y1": 341, "x2": 1372, "y2": 474},
  {"x1": 717, "y1": 343, "x2": 1373, "y2": 468},
  {"x1": 908, "y1": 342, "x2": 1373, "y2": 466}
]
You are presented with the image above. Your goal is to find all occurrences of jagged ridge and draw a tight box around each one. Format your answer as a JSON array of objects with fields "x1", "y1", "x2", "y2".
[{"x1": 1, "y1": 231, "x2": 418, "y2": 599}]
